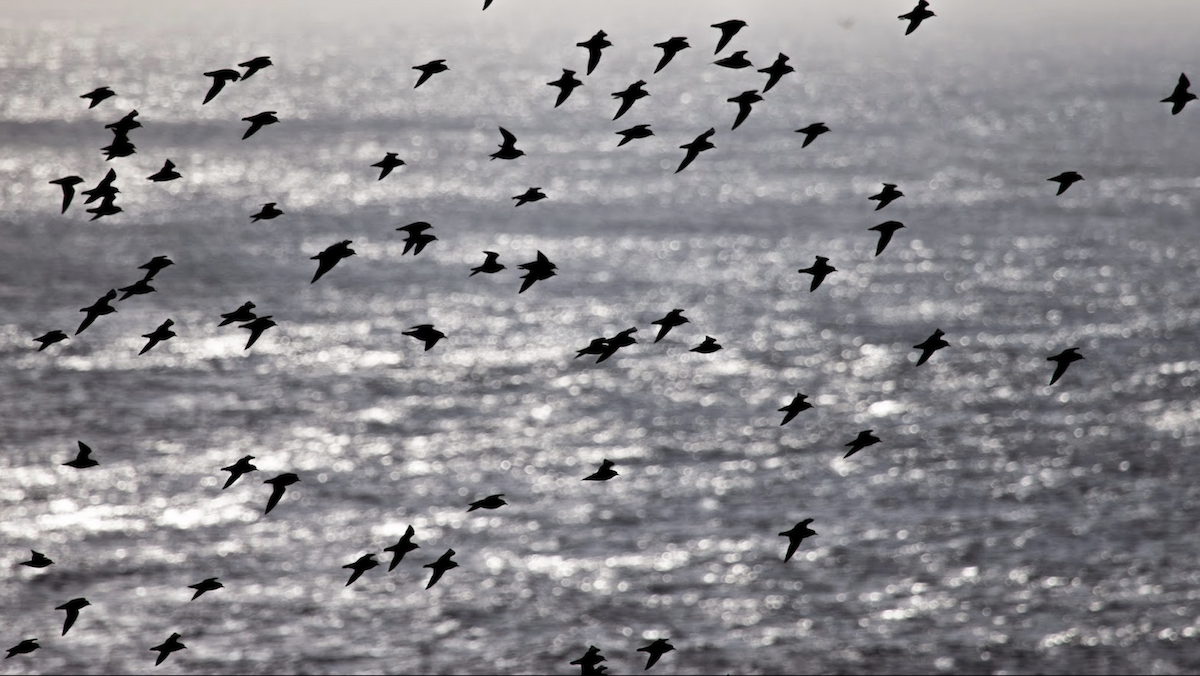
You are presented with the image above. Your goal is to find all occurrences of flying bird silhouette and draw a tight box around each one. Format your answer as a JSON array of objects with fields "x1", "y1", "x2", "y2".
[
  {"x1": 188, "y1": 577, "x2": 223, "y2": 600},
  {"x1": 238, "y1": 56, "x2": 273, "y2": 80},
  {"x1": 797, "y1": 256, "x2": 836, "y2": 291},
  {"x1": 690, "y1": 336, "x2": 722, "y2": 353},
  {"x1": 491, "y1": 126, "x2": 525, "y2": 160},
  {"x1": 56, "y1": 598, "x2": 90, "y2": 636},
  {"x1": 33, "y1": 330, "x2": 68, "y2": 351},
  {"x1": 1161, "y1": 73, "x2": 1196, "y2": 114},
  {"x1": 403, "y1": 324, "x2": 445, "y2": 351},
  {"x1": 1047, "y1": 347, "x2": 1083, "y2": 385},
  {"x1": 575, "y1": 337, "x2": 610, "y2": 360},
  {"x1": 86, "y1": 195, "x2": 122, "y2": 220},
  {"x1": 251, "y1": 202, "x2": 283, "y2": 221},
  {"x1": 64, "y1": 441, "x2": 99, "y2": 468},
  {"x1": 105, "y1": 109, "x2": 141, "y2": 134},
  {"x1": 727, "y1": 89, "x2": 762, "y2": 130},
  {"x1": 758, "y1": 53, "x2": 794, "y2": 92},
  {"x1": 343, "y1": 553, "x2": 379, "y2": 586},
  {"x1": 241, "y1": 111, "x2": 278, "y2": 139},
  {"x1": 138, "y1": 255, "x2": 174, "y2": 280},
  {"x1": 713, "y1": 50, "x2": 752, "y2": 69},
  {"x1": 583, "y1": 459, "x2": 618, "y2": 481},
  {"x1": 101, "y1": 130, "x2": 136, "y2": 160},
  {"x1": 138, "y1": 319, "x2": 175, "y2": 355},
  {"x1": 517, "y1": 251, "x2": 556, "y2": 293},
  {"x1": 868, "y1": 221, "x2": 905, "y2": 256},
  {"x1": 795, "y1": 122, "x2": 830, "y2": 148},
  {"x1": 596, "y1": 327, "x2": 637, "y2": 363},
  {"x1": 311, "y1": 240, "x2": 355, "y2": 283},
  {"x1": 239, "y1": 316, "x2": 276, "y2": 350},
  {"x1": 5, "y1": 640, "x2": 38, "y2": 660},
  {"x1": 612, "y1": 80, "x2": 649, "y2": 120},
  {"x1": 616, "y1": 124, "x2": 654, "y2": 147},
  {"x1": 653, "y1": 37, "x2": 690, "y2": 73},
  {"x1": 221, "y1": 455, "x2": 258, "y2": 488},
  {"x1": 21, "y1": 550, "x2": 54, "y2": 568},
  {"x1": 219, "y1": 302, "x2": 256, "y2": 326},
  {"x1": 81, "y1": 86, "x2": 116, "y2": 108},
  {"x1": 81, "y1": 168, "x2": 118, "y2": 204},
  {"x1": 202, "y1": 68, "x2": 240, "y2": 104},
  {"x1": 384, "y1": 525, "x2": 419, "y2": 571},
  {"x1": 146, "y1": 159, "x2": 180, "y2": 182},
  {"x1": 676, "y1": 128, "x2": 715, "y2": 173},
  {"x1": 650, "y1": 308, "x2": 688, "y2": 342},
  {"x1": 76, "y1": 289, "x2": 117, "y2": 334},
  {"x1": 483, "y1": 0, "x2": 493, "y2": 8},
  {"x1": 711, "y1": 19, "x2": 747, "y2": 54},
  {"x1": 577, "y1": 30, "x2": 612, "y2": 75},
  {"x1": 571, "y1": 646, "x2": 607, "y2": 675},
  {"x1": 844, "y1": 430, "x2": 881, "y2": 458},
  {"x1": 899, "y1": 0, "x2": 936, "y2": 35},
  {"x1": 49, "y1": 176, "x2": 85, "y2": 213},
  {"x1": 779, "y1": 392, "x2": 813, "y2": 426},
  {"x1": 869, "y1": 183, "x2": 904, "y2": 210},
  {"x1": 547, "y1": 69, "x2": 584, "y2": 108},
  {"x1": 779, "y1": 519, "x2": 817, "y2": 562},
  {"x1": 412, "y1": 59, "x2": 448, "y2": 88},
  {"x1": 913, "y1": 329, "x2": 949, "y2": 365},
  {"x1": 263, "y1": 473, "x2": 300, "y2": 514},
  {"x1": 638, "y1": 638, "x2": 675, "y2": 670},
  {"x1": 470, "y1": 251, "x2": 505, "y2": 276},
  {"x1": 371, "y1": 152, "x2": 406, "y2": 180},
  {"x1": 396, "y1": 221, "x2": 436, "y2": 255},
  {"x1": 118, "y1": 278, "x2": 156, "y2": 301},
  {"x1": 424, "y1": 549, "x2": 458, "y2": 589},
  {"x1": 1048, "y1": 171, "x2": 1083, "y2": 195},
  {"x1": 513, "y1": 187, "x2": 548, "y2": 206},
  {"x1": 468, "y1": 494, "x2": 507, "y2": 511},
  {"x1": 149, "y1": 633, "x2": 185, "y2": 666}
]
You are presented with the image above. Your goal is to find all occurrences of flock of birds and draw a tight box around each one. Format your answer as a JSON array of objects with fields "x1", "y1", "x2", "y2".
[{"x1": 11, "y1": 0, "x2": 1200, "y2": 672}]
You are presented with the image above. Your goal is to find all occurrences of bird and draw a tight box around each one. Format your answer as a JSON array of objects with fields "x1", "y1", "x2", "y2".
[
  {"x1": 467, "y1": 494, "x2": 507, "y2": 511},
  {"x1": 582, "y1": 459, "x2": 617, "y2": 481},
  {"x1": 239, "y1": 316, "x2": 276, "y2": 350},
  {"x1": 64, "y1": 441, "x2": 99, "y2": 468},
  {"x1": 251, "y1": 202, "x2": 284, "y2": 221},
  {"x1": 727, "y1": 90, "x2": 762, "y2": 130},
  {"x1": 650, "y1": 309, "x2": 688, "y2": 343},
  {"x1": 5, "y1": 640, "x2": 38, "y2": 660},
  {"x1": 611, "y1": 80, "x2": 649, "y2": 120},
  {"x1": 138, "y1": 319, "x2": 176, "y2": 355},
  {"x1": 513, "y1": 187, "x2": 547, "y2": 207},
  {"x1": 49, "y1": 176, "x2": 85, "y2": 213},
  {"x1": 371, "y1": 153, "x2": 406, "y2": 180},
  {"x1": 711, "y1": 19, "x2": 747, "y2": 54},
  {"x1": 795, "y1": 122, "x2": 830, "y2": 148},
  {"x1": 690, "y1": 336, "x2": 722, "y2": 353},
  {"x1": 797, "y1": 256, "x2": 836, "y2": 291},
  {"x1": 470, "y1": 251, "x2": 505, "y2": 276},
  {"x1": 101, "y1": 130, "x2": 136, "y2": 160},
  {"x1": 396, "y1": 221, "x2": 436, "y2": 255},
  {"x1": 547, "y1": 69, "x2": 584, "y2": 108},
  {"x1": 56, "y1": 598, "x2": 90, "y2": 636},
  {"x1": 149, "y1": 633, "x2": 186, "y2": 666},
  {"x1": 676, "y1": 128, "x2": 715, "y2": 173},
  {"x1": 219, "y1": 302, "x2": 256, "y2": 326},
  {"x1": 1047, "y1": 348, "x2": 1084, "y2": 385},
  {"x1": 21, "y1": 550, "x2": 54, "y2": 568},
  {"x1": 653, "y1": 37, "x2": 689, "y2": 74},
  {"x1": 403, "y1": 324, "x2": 445, "y2": 351},
  {"x1": 118, "y1": 278, "x2": 156, "y2": 301},
  {"x1": 138, "y1": 255, "x2": 174, "y2": 280},
  {"x1": 778, "y1": 393, "x2": 813, "y2": 426},
  {"x1": 899, "y1": 0, "x2": 936, "y2": 35},
  {"x1": 220, "y1": 455, "x2": 258, "y2": 488},
  {"x1": 383, "y1": 526, "x2": 419, "y2": 571},
  {"x1": 86, "y1": 195, "x2": 122, "y2": 220},
  {"x1": 202, "y1": 68, "x2": 240, "y2": 104},
  {"x1": 424, "y1": 549, "x2": 458, "y2": 589},
  {"x1": 638, "y1": 638, "x2": 675, "y2": 670},
  {"x1": 81, "y1": 86, "x2": 116, "y2": 108},
  {"x1": 146, "y1": 159, "x2": 180, "y2": 182},
  {"x1": 188, "y1": 577, "x2": 223, "y2": 600},
  {"x1": 483, "y1": 0, "x2": 493, "y2": 8},
  {"x1": 868, "y1": 221, "x2": 905, "y2": 256},
  {"x1": 33, "y1": 330, "x2": 68, "y2": 351},
  {"x1": 577, "y1": 30, "x2": 612, "y2": 76},
  {"x1": 596, "y1": 328, "x2": 637, "y2": 363},
  {"x1": 1161, "y1": 73, "x2": 1196, "y2": 115},
  {"x1": 81, "y1": 168, "x2": 118, "y2": 204},
  {"x1": 575, "y1": 337, "x2": 610, "y2": 360},
  {"x1": 844, "y1": 430, "x2": 881, "y2": 458},
  {"x1": 238, "y1": 55, "x2": 273, "y2": 80},
  {"x1": 1048, "y1": 171, "x2": 1083, "y2": 196},
  {"x1": 869, "y1": 183, "x2": 903, "y2": 210},
  {"x1": 913, "y1": 329, "x2": 949, "y2": 366},
  {"x1": 105, "y1": 110, "x2": 141, "y2": 134},
  {"x1": 517, "y1": 251, "x2": 556, "y2": 293},
  {"x1": 241, "y1": 111, "x2": 278, "y2": 139},
  {"x1": 758, "y1": 53, "x2": 794, "y2": 92},
  {"x1": 714, "y1": 51, "x2": 752, "y2": 69},
  {"x1": 616, "y1": 124, "x2": 653, "y2": 147},
  {"x1": 571, "y1": 646, "x2": 607, "y2": 675},
  {"x1": 263, "y1": 473, "x2": 300, "y2": 514},
  {"x1": 343, "y1": 553, "x2": 379, "y2": 586},
  {"x1": 76, "y1": 289, "x2": 118, "y2": 335},
  {"x1": 779, "y1": 519, "x2": 817, "y2": 562},
  {"x1": 311, "y1": 240, "x2": 355, "y2": 283},
  {"x1": 412, "y1": 59, "x2": 448, "y2": 88},
  {"x1": 491, "y1": 127, "x2": 524, "y2": 160}
]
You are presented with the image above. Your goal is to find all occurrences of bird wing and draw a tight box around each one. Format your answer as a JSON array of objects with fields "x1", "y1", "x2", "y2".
[{"x1": 498, "y1": 127, "x2": 517, "y2": 146}]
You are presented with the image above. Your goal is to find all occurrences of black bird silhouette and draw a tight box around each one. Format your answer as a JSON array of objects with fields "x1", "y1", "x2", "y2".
[
  {"x1": 188, "y1": 577, "x2": 223, "y2": 600},
  {"x1": 676, "y1": 128, "x2": 715, "y2": 173},
  {"x1": 575, "y1": 337, "x2": 610, "y2": 360},
  {"x1": 76, "y1": 289, "x2": 117, "y2": 335},
  {"x1": 468, "y1": 494, "x2": 507, "y2": 511},
  {"x1": 64, "y1": 441, "x2": 99, "y2": 468},
  {"x1": 638, "y1": 638, "x2": 675, "y2": 670},
  {"x1": 547, "y1": 69, "x2": 583, "y2": 108},
  {"x1": 491, "y1": 126, "x2": 525, "y2": 160},
  {"x1": 238, "y1": 56, "x2": 273, "y2": 80},
  {"x1": 138, "y1": 255, "x2": 174, "y2": 280},
  {"x1": 33, "y1": 330, "x2": 68, "y2": 351},
  {"x1": 583, "y1": 459, "x2": 617, "y2": 481},
  {"x1": 712, "y1": 19, "x2": 747, "y2": 54},
  {"x1": 86, "y1": 195, "x2": 122, "y2": 220},
  {"x1": 758, "y1": 53, "x2": 794, "y2": 92},
  {"x1": 251, "y1": 202, "x2": 283, "y2": 221},
  {"x1": 221, "y1": 455, "x2": 258, "y2": 488},
  {"x1": 21, "y1": 550, "x2": 54, "y2": 568},
  {"x1": 241, "y1": 111, "x2": 278, "y2": 139},
  {"x1": 577, "y1": 30, "x2": 612, "y2": 75},
  {"x1": 869, "y1": 183, "x2": 903, "y2": 210},
  {"x1": 82, "y1": 168, "x2": 118, "y2": 204},
  {"x1": 913, "y1": 329, "x2": 949, "y2": 365},
  {"x1": 413, "y1": 59, "x2": 448, "y2": 88},
  {"x1": 118, "y1": 278, "x2": 156, "y2": 301},
  {"x1": 513, "y1": 187, "x2": 547, "y2": 207},
  {"x1": 653, "y1": 37, "x2": 690, "y2": 73},
  {"x1": 868, "y1": 221, "x2": 905, "y2": 256},
  {"x1": 239, "y1": 316, "x2": 276, "y2": 350},
  {"x1": 616, "y1": 124, "x2": 654, "y2": 147},
  {"x1": 263, "y1": 473, "x2": 300, "y2": 514},
  {"x1": 714, "y1": 50, "x2": 752, "y2": 69},
  {"x1": 1161, "y1": 73, "x2": 1196, "y2": 115},
  {"x1": 690, "y1": 336, "x2": 722, "y2": 353},
  {"x1": 403, "y1": 324, "x2": 445, "y2": 351},
  {"x1": 517, "y1": 251, "x2": 556, "y2": 293},
  {"x1": 483, "y1": 0, "x2": 493, "y2": 8},
  {"x1": 1048, "y1": 171, "x2": 1083, "y2": 196},
  {"x1": 311, "y1": 240, "x2": 355, "y2": 283},
  {"x1": 384, "y1": 525, "x2": 419, "y2": 571},
  {"x1": 844, "y1": 430, "x2": 881, "y2": 458},
  {"x1": 5, "y1": 640, "x2": 38, "y2": 660},
  {"x1": 424, "y1": 549, "x2": 458, "y2": 589},
  {"x1": 650, "y1": 309, "x2": 688, "y2": 343},
  {"x1": 899, "y1": 0, "x2": 936, "y2": 35},
  {"x1": 596, "y1": 328, "x2": 637, "y2": 363},
  {"x1": 147, "y1": 159, "x2": 180, "y2": 182},
  {"x1": 139, "y1": 319, "x2": 175, "y2": 355},
  {"x1": 779, "y1": 519, "x2": 817, "y2": 562},
  {"x1": 779, "y1": 393, "x2": 813, "y2": 426},
  {"x1": 1047, "y1": 347, "x2": 1084, "y2": 385},
  {"x1": 612, "y1": 80, "x2": 649, "y2": 120},
  {"x1": 105, "y1": 109, "x2": 141, "y2": 134},
  {"x1": 371, "y1": 152, "x2": 406, "y2": 180},
  {"x1": 219, "y1": 302, "x2": 257, "y2": 326},
  {"x1": 795, "y1": 122, "x2": 829, "y2": 148},
  {"x1": 49, "y1": 176, "x2": 85, "y2": 213},
  {"x1": 571, "y1": 646, "x2": 607, "y2": 675},
  {"x1": 56, "y1": 598, "x2": 90, "y2": 636},
  {"x1": 149, "y1": 633, "x2": 185, "y2": 666},
  {"x1": 797, "y1": 256, "x2": 836, "y2": 291},
  {"x1": 101, "y1": 130, "x2": 136, "y2": 160},
  {"x1": 728, "y1": 90, "x2": 762, "y2": 130},
  {"x1": 344, "y1": 553, "x2": 379, "y2": 586},
  {"x1": 203, "y1": 68, "x2": 240, "y2": 104},
  {"x1": 396, "y1": 221, "x2": 436, "y2": 255},
  {"x1": 470, "y1": 251, "x2": 505, "y2": 276},
  {"x1": 81, "y1": 86, "x2": 116, "y2": 108}
]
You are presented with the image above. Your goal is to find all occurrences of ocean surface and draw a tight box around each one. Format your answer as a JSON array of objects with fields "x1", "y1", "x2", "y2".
[{"x1": 2, "y1": 1, "x2": 1200, "y2": 673}]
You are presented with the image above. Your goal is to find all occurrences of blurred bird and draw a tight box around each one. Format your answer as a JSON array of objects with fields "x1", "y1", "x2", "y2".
[
  {"x1": 412, "y1": 59, "x2": 448, "y2": 88},
  {"x1": 5, "y1": 640, "x2": 38, "y2": 659},
  {"x1": 517, "y1": 251, "x2": 557, "y2": 293},
  {"x1": 778, "y1": 393, "x2": 813, "y2": 426},
  {"x1": 138, "y1": 319, "x2": 175, "y2": 355},
  {"x1": 310, "y1": 240, "x2": 355, "y2": 283},
  {"x1": 844, "y1": 430, "x2": 881, "y2": 458},
  {"x1": 794, "y1": 122, "x2": 829, "y2": 148},
  {"x1": 239, "y1": 316, "x2": 276, "y2": 350},
  {"x1": 241, "y1": 111, "x2": 278, "y2": 139},
  {"x1": 64, "y1": 441, "x2": 99, "y2": 468},
  {"x1": 263, "y1": 473, "x2": 300, "y2": 514},
  {"x1": 118, "y1": 278, "x2": 156, "y2": 301},
  {"x1": 797, "y1": 256, "x2": 835, "y2": 291},
  {"x1": 470, "y1": 251, "x2": 505, "y2": 276},
  {"x1": 86, "y1": 195, "x2": 122, "y2": 220},
  {"x1": 913, "y1": 329, "x2": 949, "y2": 366},
  {"x1": 1048, "y1": 171, "x2": 1083, "y2": 195},
  {"x1": 372, "y1": 152, "x2": 406, "y2": 180},
  {"x1": 56, "y1": 598, "x2": 90, "y2": 636},
  {"x1": 711, "y1": 19, "x2": 747, "y2": 54},
  {"x1": 616, "y1": 124, "x2": 654, "y2": 147},
  {"x1": 33, "y1": 330, "x2": 68, "y2": 351},
  {"x1": 81, "y1": 168, "x2": 118, "y2": 204},
  {"x1": 188, "y1": 577, "x2": 223, "y2": 600},
  {"x1": 490, "y1": 126, "x2": 524, "y2": 160},
  {"x1": 424, "y1": 549, "x2": 458, "y2": 589},
  {"x1": 483, "y1": 0, "x2": 493, "y2": 8},
  {"x1": 583, "y1": 459, "x2": 617, "y2": 481},
  {"x1": 513, "y1": 187, "x2": 547, "y2": 207},
  {"x1": 396, "y1": 221, "x2": 436, "y2": 255},
  {"x1": 899, "y1": 0, "x2": 936, "y2": 35},
  {"x1": 638, "y1": 638, "x2": 675, "y2": 670},
  {"x1": 1047, "y1": 347, "x2": 1083, "y2": 385},
  {"x1": 251, "y1": 202, "x2": 283, "y2": 221},
  {"x1": 869, "y1": 183, "x2": 903, "y2": 210},
  {"x1": 727, "y1": 90, "x2": 762, "y2": 130},
  {"x1": 596, "y1": 328, "x2": 637, "y2": 363},
  {"x1": 868, "y1": 221, "x2": 905, "y2": 256},
  {"x1": 221, "y1": 455, "x2": 258, "y2": 489},
  {"x1": 343, "y1": 553, "x2": 379, "y2": 586},
  {"x1": 612, "y1": 80, "x2": 649, "y2": 120},
  {"x1": 690, "y1": 336, "x2": 722, "y2": 353},
  {"x1": 1161, "y1": 73, "x2": 1196, "y2": 114},
  {"x1": 676, "y1": 128, "x2": 715, "y2": 173},
  {"x1": 384, "y1": 526, "x2": 419, "y2": 571},
  {"x1": 650, "y1": 308, "x2": 688, "y2": 343},
  {"x1": 403, "y1": 324, "x2": 445, "y2": 351},
  {"x1": 238, "y1": 56, "x2": 273, "y2": 80},
  {"x1": 575, "y1": 337, "x2": 610, "y2": 360},
  {"x1": 577, "y1": 30, "x2": 612, "y2": 75},
  {"x1": 21, "y1": 551, "x2": 54, "y2": 568},
  {"x1": 219, "y1": 302, "x2": 256, "y2": 326},
  {"x1": 468, "y1": 494, "x2": 507, "y2": 511},
  {"x1": 714, "y1": 50, "x2": 752, "y2": 69},
  {"x1": 101, "y1": 130, "x2": 136, "y2": 160},
  {"x1": 547, "y1": 69, "x2": 584, "y2": 108},
  {"x1": 146, "y1": 159, "x2": 180, "y2": 182},
  {"x1": 149, "y1": 633, "x2": 185, "y2": 666},
  {"x1": 138, "y1": 255, "x2": 174, "y2": 280},
  {"x1": 571, "y1": 646, "x2": 607, "y2": 675},
  {"x1": 49, "y1": 176, "x2": 85, "y2": 213},
  {"x1": 758, "y1": 53, "x2": 794, "y2": 92},
  {"x1": 653, "y1": 37, "x2": 689, "y2": 73},
  {"x1": 76, "y1": 289, "x2": 118, "y2": 335},
  {"x1": 203, "y1": 68, "x2": 240, "y2": 104},
  {"x1": 779, "y1": 519, "x2": 816, "y2": 562},
  {"x1": 81, "y1": 86, "x2": 116, "y2": 108},
  {"x1": 105, "y1": 110, "x2": 141, "y2": 134}
]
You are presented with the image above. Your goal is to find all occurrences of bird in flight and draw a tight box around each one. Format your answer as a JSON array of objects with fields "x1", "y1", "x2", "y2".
[
  {"x1": 616, "y1": 124, "x2": 653, "y2": 147},
  {"x1": 56, "y1": 598, "x2": 90, "y2": 636},
  {"x1": 81, "y1": 168, "x2": 118, "y2": 204},
  {"x1": 310, "y1": 240, "x2": 355, "y2": 283},
  {"x1": 468, "y1": 494, "x2": 507, "y2": 511},
  {"x1": 868, "y1": 221, "x2": 905, "y2": 256},
  {"x1": 241, "y1": 111, "x2": 278, "y2": 139},
  {"x1": 149, "y1": 633, "x2": 186, "y2": 666},
  {"x1": 596, "y1": 328, "x2": 637, "y2": 363},
  {"x1": 547, "y1": 69, "x2": 584, "y2": 108},
  {"x1": 714, "y1": 50, "x2": 752, "y2": 69},
  {"x1": 691, "y1": 336, "x2": 723, "y2": 353},
  {"x1": 898, "y1": 0, "x2": 935, "y2": 35},
  {"x1": 795, "y1": 122, "x2": 829, "y2": 148},
  {"x1": 21, "y1": 550, "x2": 53, "y2": 568},
  {"x1": 470, "y1": 251, "x2": 505, "y2": 276},
  {"x1": 118, "y1": 278, "x2": 155, "y2": 301},
  {"x1": 101, "y1": 130, "x2": 136, "y2": 161},
  {"x1": 138, "y1": 318, "x2": 176, "y2": 355},
  {"x1": 396, "y1": 221, "x2": 437, "y2": 255},
  {"x1": 384, "y1": 526, "x2": 419, "y2": 571},
  {"x1": 238, "y1": 56, "x2": 273, "y2": 80},
  {"x1": 653, "y1": 37, "x2": 689, "y2": 74},
  {"x1": 711, "y1": 19, "x2": 747, "y2": 54},
  {"x1": 1161, "y1": 73, "x2": 1196, "y2": 114},
  {"x1": 638, "y1": 638, "x2": 676, "y2": 670},
  {"x1": 203, "y1": 68, "x2": 240, "y2": 104},
  {"x1": 575, "y1": 337, "x2": 610, "y2": 360},
  {"x1": 869, "y1": 183, "x2": 904, "y2": 210},
  {"x1": 676, "y1": 128, "x2": 715, "y2": 173},
  {"x1": 1047, "y1": 171, "x2": 1083, "y2": 195},
  {"x1": 1047, "y1": 348, "x2": 1083, "y2": 385},
  {"x1": 513, "y1": 187, "x2": 548, "y2": 207},
  {"x1": 778, "y1": 392, "x2": 813, "y2": 426},
  {"x1": 577, "y1": 30, "x2": 612, "y2": 75},
  {"x1": 76, "y1": 289, "x2": 118, "y2": 335},
  {"x1": 343, "y1": 553, "x2": 379, "y2": 586},
  {"x1": 188, "y1": 577, "x2": 223, "y2": 600},
  {"x1": 240, "y1": 316, "x2": 277, "y2": 350},
  {"x1": 650, "y1": 308, "x2": 688, "y2": 343},
  {"x1": 64, "y1": 441, "x2": 100, "y2": 468},
  {"x1": 5, "y1": 639, "x2": 39, "y2": 660},
  {"x1": 571, "y1": 646, "x2": 606, "y2": 674},
  {"x1": 412, "y1": 59, "x2": 449, "y2": 88},
  {"x1": 424, "y1": 549, "x2": 458, "y2": 589},
  {"x1": 727, "y1": 89, "x2": 763, "y2": 130},
  {"x1": 146, "y1": 159, "x2": 181, "y2": 182},
  {"x1": 779, "y1": 519, "x2": 816, "y2": 562},
  {"x1": 221, "y1": 455, "x2": 258, "y2": 489},
  {"x1": 612, "y1": 80, "x2": 650, "y2": 120},
  {"x1": 49, "y1": 175, "x2": 85, "y2": 213},
  {"x1": 403, "y1": 324, "x2": 446, "y2": 351},
  {"x1": 138, "y1": 255, "x2": 174, "y2": 280},
  {"x1": 583, "y1": 459, "x2": 618, "y2": 481},
  {"x1": 913, "y1": 329, "x2": 949, "y2": 365},
  {"x1": 491, "y1": 127, "x2": 524, "y2": 160},
  {"x1": 33, "y1": 330, "x2": 68, "y2": 351},
  {"x1": 797, "y1": 256, "x2": 836, "y2": 291},
  {"x1": 86, "y1": 195, "x2": 122, "y2": 220},
  {"x1": 758, "y1": 53, "x2": 794, "y2": 92},
  {"x1": 518, "y1": 251, "x2": 556, "y2": 293},
  {"x1": 263, "y1": 473, "x2": 300, "y2": 514},
  {"x1": 220, "y1": 302, "x2": 256, "y2": 326},
  {"x1": 251, "y1": 202, "x2": 283, "y2": 221},
  {"x1": 372, "y1": 153, "x2": 406, "y2": 180},
  {"x1": 81, "y1": 86, "x2": 116, "y2": 108},
  {"x1": 844, "y1": 430, "x2": 881, "y2": 458}
]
